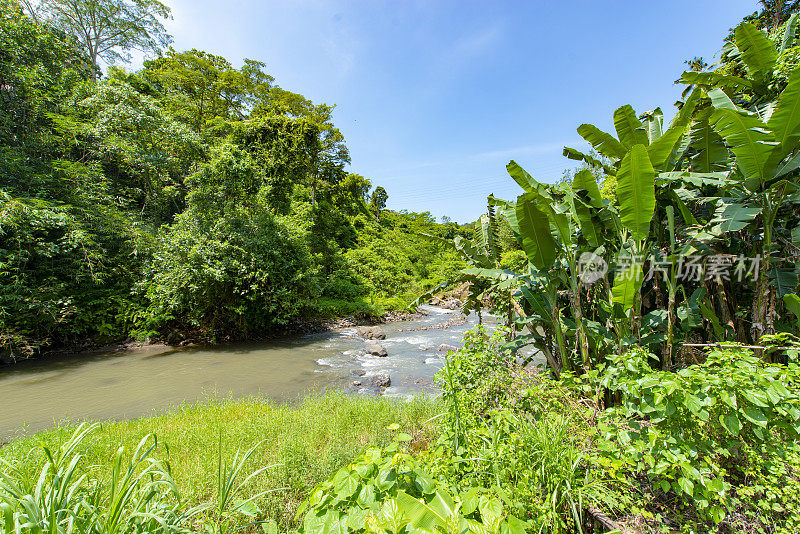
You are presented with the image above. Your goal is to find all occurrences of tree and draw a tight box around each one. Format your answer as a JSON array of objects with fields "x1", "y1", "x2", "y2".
[
  {"x1": 33, "y1": 0, "x2": 172, "y2": 80},
  {"x1": 369, "y1": 186, "x2": 388, "y2": 221},
  {"x1": 256, "y1": 88, "x2": 350, "y2": 207},
  {"x1": 142, "y1": 49, "x2": 275, "y2": 139}
]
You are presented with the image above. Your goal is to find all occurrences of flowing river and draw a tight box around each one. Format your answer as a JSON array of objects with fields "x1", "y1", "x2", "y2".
[{"x1": 0, "y1": 306, "x2": 498, "y2": 440}]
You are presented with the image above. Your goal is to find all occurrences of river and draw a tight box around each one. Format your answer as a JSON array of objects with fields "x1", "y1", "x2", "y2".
[{"x1": 0, "y1": 305, "x2": 493, "y2": 440}]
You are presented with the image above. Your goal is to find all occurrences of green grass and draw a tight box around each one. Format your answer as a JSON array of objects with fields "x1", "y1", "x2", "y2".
[
  {"x1": 2, "y1": 391, "x2": 443, "y2": 531},
  {"x1": 303, "y1": 297, "x2": 385, "y2": 318}
]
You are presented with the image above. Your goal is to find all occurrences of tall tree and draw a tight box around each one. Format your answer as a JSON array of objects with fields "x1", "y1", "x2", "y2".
[
  {"x1": 32, "y1": 0, "x2": 171, "y2": 80},
  {"x1": 369, "y1": 186, "x2": 388, "y2": 221}
]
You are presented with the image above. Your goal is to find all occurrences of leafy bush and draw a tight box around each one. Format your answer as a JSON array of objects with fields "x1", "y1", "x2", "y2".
[
  {"x1": 142, "y1": 206, "x2": 313, "y2": 339},
  {"x1": 597, "y1": 346, "x2": 800, "y2": 527},
  {"x1": 297, "y1": 428, "x2": 530, "y2": 534},
  {"x1": 420, "y1": 327, "x2": 614, "y2": 533}
]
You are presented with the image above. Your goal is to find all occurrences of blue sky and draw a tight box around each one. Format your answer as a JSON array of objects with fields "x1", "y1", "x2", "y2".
[{"x1": 158, "y1": 0, "x2": 758, "y2": 223}]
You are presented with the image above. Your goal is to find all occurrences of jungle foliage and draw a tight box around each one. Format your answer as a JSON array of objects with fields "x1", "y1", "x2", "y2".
[{"x1": 0, "y1": 0, "x2": 466, "y2": 356}]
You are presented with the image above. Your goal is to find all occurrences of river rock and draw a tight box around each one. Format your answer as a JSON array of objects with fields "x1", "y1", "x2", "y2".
[
  {"x1": 352, "y1": 380, "x2": 362, "y2": 387},
  {"x1": 437, "y1": 343, "x2": 459, "y2": 352},
  {"x1": 357, "y1": 326, "x2": 386, "y2": 340},
  {"x1": 372, "y1": 374, "x2": 391, "y2": 388},
  {"x1": 351, "y1": 369, "x2": 366, "y2": 376},
  {"x1": 440, "y1": 299, "x2": 462, "y2": 310},
  {"x1": 365, "y1": 341, "x2": 388, "y2": 357}
]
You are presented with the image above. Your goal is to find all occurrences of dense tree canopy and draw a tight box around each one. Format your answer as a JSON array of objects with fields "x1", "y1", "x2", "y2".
[{"x1": 0, "y1": 0, "x2": 464, "y2": 356}]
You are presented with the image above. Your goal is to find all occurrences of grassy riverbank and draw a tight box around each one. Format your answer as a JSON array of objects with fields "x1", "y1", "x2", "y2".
[{"x1": 1, "y1": 392, "x2": 443, "y2": 531}]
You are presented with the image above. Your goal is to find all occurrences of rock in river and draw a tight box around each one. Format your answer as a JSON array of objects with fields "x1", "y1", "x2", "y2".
[
  {"x1": 437, "y1": 343, "x2": 459, "y2": 352},
  {"x1": 365, "y1": 341, "x2": 388, "y2": 357},
  {"x1": 373, "y1": 374, "x2": 391, "y2": 388},
  {"x1": 357, "y1": 326, "x2": 386, "y2": 340}
]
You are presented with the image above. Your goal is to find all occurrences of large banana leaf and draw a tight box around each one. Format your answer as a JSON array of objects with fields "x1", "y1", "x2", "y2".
[
  {"x1": 647, "y1": 87, "x2": 701, "y2": 170},
  {"x1": 454, "y1": 235, "x2": 491, "y2": 267},
  {"x1": 562, "y1": 147, "x2": 617, "y2": 175},
  {"x1": 571, "y1": 196, "x2": 601, "y2": 247},
  {"x1": 659, "y1": 171, "x2": 734, "y2": 188},
  {"x1": 679, "y1": 71, "x2": 753, "y2": 92},
  {"x1": 767, "y1": 69, "x2": 800, "y2": 156},
  {"x1": 614, "y1": 105, "x2": 650, "y2": 148},
  {"x1": 710, "y1": 107, "x2": 780, "y2": 191},
  {"x1": 611, "y1": 255, "x2": 644, "y2": 311},
  {"x1": 488, "y1": 194, "x2": 519, "y2": 235},
  {"x1": 479, "y1": 212, "x2": 501, "y2": 261},
  {"x1": 710, "y1": 202, "x2": 762, "y2": 233},
  {"x1": 616, "y1": 145, "x2": 656, "y2": 241},
  {"x1": 576, "y1": 124, "x2": 627, "y2": 160},
  {"x1": 775, "y1": 151, "x2": 800, "y2": 178},
  {"x1": 516, "y1": 193, "x2": 557, "y2": 270},
  {"x1": 506, "y1": 160, "x2": 551, "y2": 198},
  {"x1": 570, "y1": 170, "x2": 603, "y2": 246},
  {"x1": 572, "y1": 169, "x2": 603, "y2": 208},
  {"x1": 734, "y1": 22, "x2": 778, "y2": 82},
  {"x1": 781, "y1": 13, "x2": 800, "y2": 54},
  {"x1": 784, "y1": 294, "x2": 800, "y2": 330},
  {"x1": 707, "y1": 88, "x2": 741, "y2": 111},
  {"x1": 641, "y1": 108, "x2": 663, "y2": 144},
  {"x1": 689, "y1": 115, "x2": 729, "y2": 172}
]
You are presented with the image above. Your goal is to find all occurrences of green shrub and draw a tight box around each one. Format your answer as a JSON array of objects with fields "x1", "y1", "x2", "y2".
[
  {"x1": 297, "y1": 429, "x2": 531, "y2": 534},
  {"x1": 597, "y1": 346, "x2": 800, "y2": 527},
  {"x1": 142, "y1": 205, "x2": 313, "y2": 339},
  {"x1": 420, "y1": 327, "x2": 614, "y2": 533}
]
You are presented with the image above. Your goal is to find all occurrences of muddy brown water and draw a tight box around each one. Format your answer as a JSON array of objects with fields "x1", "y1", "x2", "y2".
[{"x1": 0, "y1": 306, "x2": 513, "y2": 440}]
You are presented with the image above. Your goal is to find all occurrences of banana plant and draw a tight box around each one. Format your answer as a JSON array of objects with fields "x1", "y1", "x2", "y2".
[{"x1": 680, "y1": 22, "x2": 800, "y2": 339}]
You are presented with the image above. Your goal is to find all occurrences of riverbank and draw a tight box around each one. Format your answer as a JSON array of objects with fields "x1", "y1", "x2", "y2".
[
  {"x1": 1, "y1": 305, "x2": 429, "y2": 366},
  {"x1": 0, "y1": 305, "x2": 478, "y2": 439},
  {"x1": 1, "y1": 391, "x2": 443, "y2": 531}
]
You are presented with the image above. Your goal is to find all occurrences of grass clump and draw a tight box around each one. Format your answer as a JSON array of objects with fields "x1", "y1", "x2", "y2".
[{"x1": 1, "y1": 391, "x2": 442, "y2": 532}]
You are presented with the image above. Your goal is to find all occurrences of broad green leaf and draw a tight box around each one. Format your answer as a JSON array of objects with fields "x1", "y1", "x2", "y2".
[
  {"x1": 775, "y1": 150, "x2": 800, "y2": 178},
  {"x1": 710, "y1": 107, "x2": 779, "y2": 191},
  {"x1": 378, "y1": 498, "x2": 409, "y2": 533},
  {"x1": 562, "y1": 147, "x2": 617, "y2": 175},
  {"x1": 478, "y1": 497, "x2": 503, "y2": 533},
  {"x1": 577, "y1": 123, "x2": 627, "y2": 160},
  {"x1": 356, "y1": 484, "x2": 376, "y2": 508},
  {"x1": 735, "y1": 22, "x2": 778, "y2": 81},
  {"x1": 720, "y1": 413, "x2": 741, "y2": 435},
  {"x1": 611, "y1": 256, "x2": 643, "y2": 311},
  {"x1": 679, "y1": 71, "x2": 753, "y2": 92},
  {"x1": 334, "y1": 470, "x2": 359, "y2": 498},
  {"x1": 648, "y1": 87, "x2": 701, "y2": 171},
  {"x1": 707, "y1": 88, "x2": 740, "y2": 111},
  {"x1": 689, "y1": 116, "x2": 729, "y2": 172},
  {"x1": 488, "y1": 195, "x2": 519, "y2": 235},
  {"x1": 641, "y1": 107, "x2": 664, "y2": 143},
  {"x1": 783, "y1": 294, "x2": 800, "y2": 328},
  {"x1": 503, "y1": 516, "x2": 529, "y2": 534},
  {"x1": 781, "y1": 13, "x2": 800, "y2": 53},
  {"x1": 710, "y1": 203, "x2": 761, "y2": 233},
  {"x1": 614, "y1": 104, "x2": 649, "y2": 148},
  {"x1": 375, "y1": 467, "x2": 396, "y2": 491},
  {"x1": 515, "y1": 193, "x2": 558, "y2": 270},
  {"x1": 678, "y1": 476, "x2": 695, "y2": 497},
  {"x1": 742, "y1": 405, "x2": 768, "y2": 427},
  {"x1": 572, "y1": 168, "x2": 603, "y2": 208},
  {"x1": 616, "y1": 145, "x2": 656, "y2": 241},
  {"x1": 769, "y1": 267, "x2": 799, "y2": 297},
  {"x1": 395, "y1": 490, "x2": 453, "y2": 532},
  {"x1": 767, "y1": 69, "x2": 800, "y2": 155},
  {"x1": 506, "y1": 161, "x2": 550, "y2": 198}
]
